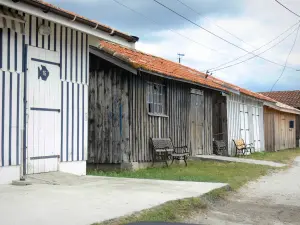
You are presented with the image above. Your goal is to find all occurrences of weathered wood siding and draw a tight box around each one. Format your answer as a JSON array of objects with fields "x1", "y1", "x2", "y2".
[
  {"x1": 212, "y1": 94, "x2": 228, "y2": 154},
  {"x1": 88, "y1": 56, "x2": 215, "y2": 164},
  {"x1": 264, "y1": 107, "x2": 297, "y2": 151}
]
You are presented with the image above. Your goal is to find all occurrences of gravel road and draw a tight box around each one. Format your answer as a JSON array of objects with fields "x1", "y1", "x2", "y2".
[{"x1": 186, "y1": 157, "x2": 300, "y2": 225}]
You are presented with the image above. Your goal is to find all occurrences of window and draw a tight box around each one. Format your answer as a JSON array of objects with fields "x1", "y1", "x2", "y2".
[
  {"x1": 289, "y1": 120, "x2": 294, "y2": 129},
  {"x1": 147, "y1": 82, "x2": 166, "y2": 115}
]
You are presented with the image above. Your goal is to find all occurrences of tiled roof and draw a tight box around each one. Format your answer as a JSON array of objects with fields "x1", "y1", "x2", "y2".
[
  {"x1": 98, "y1": 40, "x2": 276, "y2": 102},
  {"x1": 21, "y1": 0, "x2": 138, "y2": 42},
  {"x1": 259, "y1": 91, "x2": 300, "y2": 109}
]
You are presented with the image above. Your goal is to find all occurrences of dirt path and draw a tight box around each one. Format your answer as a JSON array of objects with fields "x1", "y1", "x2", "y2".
[{"x1": 186, "y1": 157, "x2": 300, "y2": 225}]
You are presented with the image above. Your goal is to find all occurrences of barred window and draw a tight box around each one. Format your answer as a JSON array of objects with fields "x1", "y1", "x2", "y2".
[{"x1": 147, "y1": 82, "x2": 166, "y2": 115}]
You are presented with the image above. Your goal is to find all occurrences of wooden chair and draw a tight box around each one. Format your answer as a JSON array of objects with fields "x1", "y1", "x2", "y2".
[
  {"x1": 213, "y1": 140, "x2": 227, "y2": 155},
  {"x1": 150, "y1": 137, "x2": 189, "y2": 166},
  {"x1": 233, "y1": 139, "x2": 254, "y2": 156}
]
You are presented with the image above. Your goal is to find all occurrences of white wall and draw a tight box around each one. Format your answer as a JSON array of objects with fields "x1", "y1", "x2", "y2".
[{"x1": 227, "y1": 94, "x2": 265, "y2": 156}]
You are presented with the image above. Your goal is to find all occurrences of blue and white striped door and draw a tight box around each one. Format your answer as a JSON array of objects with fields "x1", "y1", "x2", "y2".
[{"x1": 26, "y1": 46, "x2": 61, "y2": 174}]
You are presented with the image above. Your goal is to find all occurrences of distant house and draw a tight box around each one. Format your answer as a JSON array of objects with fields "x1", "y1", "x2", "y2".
[
  {"x1": 263, "y1": 101, "x2": 300, "y2": 151},
  {"x1": 260, "y1": 91, "x2": 300, "y2": 147}
]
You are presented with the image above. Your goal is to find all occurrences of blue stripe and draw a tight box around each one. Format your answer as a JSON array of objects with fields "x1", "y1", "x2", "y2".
[
  {"x1": 22, "y1": 35, "x2": 25, "y2": 72},
  {"x1": 85, "y1": 34, "x2": 88, "y2": 84},
  {"x1": 61, "y1": 81, "x2": 64, "y2": 161},
  {"x1": 1, "y1": 72, "x2": 5, "y2": 166},
  {"x1": 77, "y1": 84, "x2": 79, "y2": 161},
  {"x1": 22, "y1": 45, "x2": 28, "y2": 175},
  {"x1": 70, "y1": 29, "x2": 73, "y2": 81},
  {"x1": 65, "y1": 27, "x2": 68, "y2": 80},
  {"x1": 54, "y1": 24, "x2": 57, "y2": 52},
  {"x1": 48, "y1": 21, "x2": 50, "y2": 50},
  {"x1": 7, "y1": 28, "x2": 10, "y2": 70},
  {"x1": 30, "y1": 107, "x2": 60, "y2": 112},
  {"x1": 76, "y1": 31, "x2": 78, "y2": 82},
  {"x1": 42, "y1": 19, "x2": 45, "y2": 48},
  {"x1": 72, "y1": 83, "x2": 74, "y2": 161},
  {"x1": 29, "y1": 15, "x2": 32, "y2": 45},
  {"x1": 15, "y1": 32, "x2": 17, "y2": 71},
  {"x1": 36, "y1": 17, "x2": 38, "y2": 47},
  {"x1": 82, "y1": 85, "x2": 84, "y2": 160},
  {"x1": 66, "y1": 82, "x2": 69, "y2": 161},
  {"x1": 16, "y1": 73, "x2": 20, "y2": 165},
  {"x1": 31, "y1": 58, "x2": 60, "y2": 66},
  {"x1": 59, "y1": 25, "x2": 62, "y2": 79},
  {"x1": 8, "y1": 73, "x2": 12, "y2": 165},
  {"x1": 0, "y1": 28, "x2": 2, "y2": 69},
  {"x1": 81, "y1": 33, "x2": 83, "y2": 83}
]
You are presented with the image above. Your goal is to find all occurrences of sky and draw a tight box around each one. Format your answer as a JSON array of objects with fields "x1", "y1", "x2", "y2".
[{"x1": 47, "y1": 0, "x2": 300, "y2": 92}]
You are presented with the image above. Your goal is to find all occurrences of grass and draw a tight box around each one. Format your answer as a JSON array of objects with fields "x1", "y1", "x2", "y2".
[
  {"x1": 90, "y1": 160, "x2": 276, "y2": 225},
  {"x1": 243, "y1": 148, "x2": 300, "y2": 164}
]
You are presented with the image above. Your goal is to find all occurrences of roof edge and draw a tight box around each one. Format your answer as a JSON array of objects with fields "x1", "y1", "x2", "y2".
[
  {"x1": 264, "y1": 101, "x2": 300, "y2": 115},
  {"x1": 15, "y1": 0, "x2": 139, "y2": 43}
]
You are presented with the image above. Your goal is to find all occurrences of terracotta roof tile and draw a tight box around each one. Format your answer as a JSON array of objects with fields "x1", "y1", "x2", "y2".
[
  {"x1": 99, "y1": 40, "x2": 276, "y2": 102},
  {"x1": 259, "y1": 91, "x2": 300, "y2": 109}
]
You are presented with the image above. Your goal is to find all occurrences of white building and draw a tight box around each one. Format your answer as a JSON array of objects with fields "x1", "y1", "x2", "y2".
[{"x1": 0, "y1": 0, "x2": 138, "y2": 184}]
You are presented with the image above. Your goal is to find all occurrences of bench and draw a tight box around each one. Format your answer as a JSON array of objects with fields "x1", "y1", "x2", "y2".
[
  {"x1": 150, "y1": 137, "x2": 189, "y2": 166},
  {"x1": 233, "y1": 139, "x2": 254, "y2": 156},
  {"x1": 213, "y1": 140, "x2": 227, "y2": 155}
]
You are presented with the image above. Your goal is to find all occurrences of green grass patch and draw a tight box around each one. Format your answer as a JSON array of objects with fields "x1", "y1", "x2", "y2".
[
  {"x1": 94, "y1": 196, "x2": 207, "y2": 225},
  {"x1": 243, "y1": 148, "x2": 300, "y2": 164},
  {"x1": 88, "y1": 161, "x2": 273, "y2": 190},
  {"x1": 90, "y1": 160, "x2": 276, "y2": 225}
]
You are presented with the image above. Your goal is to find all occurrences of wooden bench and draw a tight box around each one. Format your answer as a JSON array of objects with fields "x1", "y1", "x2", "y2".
[
  {"x1": 233, "y1": 139, "x2": 254, "y2": 156},
  {"x1": 150, "y1": 137, "x2": 189, "y2": 166},
  {"x1": 213, "y1": 140, "x2": 227, "y2": 155}
]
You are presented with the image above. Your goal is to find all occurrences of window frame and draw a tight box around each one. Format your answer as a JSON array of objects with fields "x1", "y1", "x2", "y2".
[
  {"x1": 146, "y1": 81, "x2": 167, "y2": 116},
  {"x1": 289, "y1": 120, "x2": 295, "y2": 129}
]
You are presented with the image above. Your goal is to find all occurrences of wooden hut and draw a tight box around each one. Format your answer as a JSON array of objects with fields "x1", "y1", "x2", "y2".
[
  {"x1": 88, "y1": 41, "x2": 231, "y2": 169},
  {"x1": 263, "y1": 101, "x2": 300, "y2": 151},
  {"x1": 87, "y1": 41, "x2": 275, "y2": 169}
]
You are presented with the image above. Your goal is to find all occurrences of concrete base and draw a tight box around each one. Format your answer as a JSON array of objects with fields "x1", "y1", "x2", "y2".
[
  {"x1": 12, "y1": 179, "x2": 32, "y2": 186},
  {"x1": 0, "y1": 165, "x2": 20, "y2": 184},
  {"x1": 87, "y1": 160, "x2": 187, "y2": 172},
  {"x1": 59, "y1": 161, "x2": 86, "y2": 176}
]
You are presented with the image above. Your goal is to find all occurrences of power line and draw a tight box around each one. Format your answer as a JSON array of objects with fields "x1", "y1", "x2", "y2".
[
  {"x1": 275, "y1": 0, "x2": 300, "y2": 18},
  {"x1": 176, "y1": 0, "x2": 256, "y2": 49},
  {"x1": 208, "y1": 21, "x2": 300, "y2": 72},
  {"x1": 209, "y1": 25, "x2": 299, "y2": 72},
  {"x1": 111, "y1": 0, "x2": 222, "y2": 54},
  {"x1": 270, "y1": 24, "x2": 300, "y2": 91},
  {"x1": 153, "y1": 0, "x2": 299, "y2": 71}
]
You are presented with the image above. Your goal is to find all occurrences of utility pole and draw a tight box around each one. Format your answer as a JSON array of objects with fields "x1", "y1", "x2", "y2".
[{"x1": 177, "y1": 53, "x2": 185, "y2": 63}]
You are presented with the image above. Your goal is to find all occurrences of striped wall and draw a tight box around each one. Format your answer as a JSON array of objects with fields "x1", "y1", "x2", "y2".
[
  {"x1": 227, "y1": 94, "x2": 265, "y2": 156},
  {"x1": 0, "y1": 6, "x2": 89, "y2": 167}
]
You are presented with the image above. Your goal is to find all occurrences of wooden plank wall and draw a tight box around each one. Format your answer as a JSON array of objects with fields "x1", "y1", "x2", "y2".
[
  {"x1": 264, "y1": 108, "x2": 275, "y2": 151},
  {"x1": 88, "y1": 56, "x2": 130, "y2": 163},
  {"x1": 212, "y1": 93, "x2": 228, "y2": 153},
  {"x1": 88, "y1": 56, "x2": 215, "y2": 163},
  {"x1": 264, "y1": 107, "x2": 297, "y2": 151}
]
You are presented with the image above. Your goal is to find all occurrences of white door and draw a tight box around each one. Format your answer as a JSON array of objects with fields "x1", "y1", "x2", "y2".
[
  {"x1": 240, "y1": 104, "x2": 250, "y2": 144},
  {"x1": 252, "y1": 107, "x2": 261, "y2": 151},
  {"x1": 26, "y1": 46, "x2": 61, "y2": 174}
]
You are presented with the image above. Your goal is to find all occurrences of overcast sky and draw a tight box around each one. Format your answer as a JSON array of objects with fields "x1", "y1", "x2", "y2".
[{"x1": 48, "y1": 0, "x2": 300, "y2": 92}]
